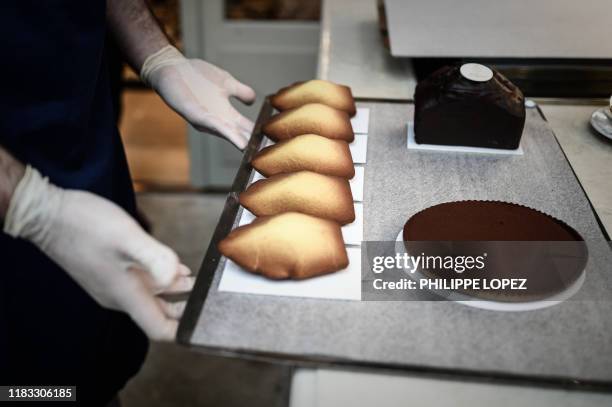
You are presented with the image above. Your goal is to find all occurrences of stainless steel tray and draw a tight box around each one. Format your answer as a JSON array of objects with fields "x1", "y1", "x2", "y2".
[{"x1": 178, "y1": 99, "x2": 612, "y2": 391}]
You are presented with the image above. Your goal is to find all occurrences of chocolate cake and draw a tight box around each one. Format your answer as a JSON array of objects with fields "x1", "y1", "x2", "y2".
[
  {"x1": 414, "y1": 64, "x2": 526, "y2": 149},
  {"x1": 403, "y1": 201, "x2": 587, "y2": 302}
]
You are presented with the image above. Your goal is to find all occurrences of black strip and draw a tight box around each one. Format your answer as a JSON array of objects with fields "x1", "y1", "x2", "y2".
[{"x1": 176, "y1": 98, "x2": 272, "y2": 345}]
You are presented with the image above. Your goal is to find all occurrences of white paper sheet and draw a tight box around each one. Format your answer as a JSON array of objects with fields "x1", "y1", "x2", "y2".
[
  {"x1": 261, "y1": 136, "x2": 274, "y2": 148},
  {"x1": 351, "y1": 107, "x2": 370, "y2": 134},
  {"x1": 238, "y1": 208, "x2": 255, "y2": 226},
  {"x1": 406, "y1": 122, "x2": 523, "y2": 155},
  {"x1": 350, "y1": 166, "x2": 364, "y2": 202},
  {"x1": 342, "y1": 203, "x2": 363, "y2": 246},
  {"x1": 236, "y1": 203, "x2": 363, "y2": 246},
  {"x1": 218, "y1": 246, "x2": 362, "y2": 300},
  {"x1": 350, "y1": 134, "x2": 368, "y2": 163},
  {"x1": 251, "y1": 171, "x2": 265, "y2": 183}
]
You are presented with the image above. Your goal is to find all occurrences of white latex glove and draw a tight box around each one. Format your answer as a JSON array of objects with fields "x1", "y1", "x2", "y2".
[
  {"x1": 3, "y1": 166, "x2": 194, "y2": 341},
  {"x1": 141, "y1": 45, "x2": 256, "y2": 150}
]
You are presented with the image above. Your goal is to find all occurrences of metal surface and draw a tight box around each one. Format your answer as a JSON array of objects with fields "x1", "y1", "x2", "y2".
[
  {"x1": 539, "y1": 103, "x2": 612, "y2": 236},
  {"x1": 317, "y1": 0, "x2": 415, "y2": 100},
  {"x1": 385, "y1": 0, "x2": 612, "y2": 59},
  {"x1": 178, "y1": 100, "x2": 612, "y2": 389}
]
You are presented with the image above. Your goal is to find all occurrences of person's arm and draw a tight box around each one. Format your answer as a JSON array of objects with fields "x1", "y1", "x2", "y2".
[
  {"x1": 107, "y1": 0, "x2": 257, "y2": 150},
  {"x1": 1, "y1": 144, "x2": 192, "y2": 341},
  {"x1": 0, "y1": 145, "x2": 25, "y2": 219},
  {"x1": 106, "y1": 0, "x2": 168, "y2": 72}
]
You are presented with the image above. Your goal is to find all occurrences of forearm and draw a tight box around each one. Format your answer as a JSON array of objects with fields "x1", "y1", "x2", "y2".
[
  {"x1": 0, "y1": 145, "x2": 25, "y2": 220},
  {"x1": 106, "y1": 0, "x2": 170, "y2": 72}
]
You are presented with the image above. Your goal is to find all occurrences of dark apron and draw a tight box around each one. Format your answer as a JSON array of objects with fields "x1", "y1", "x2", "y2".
[{"x1": 0, "y1": 1, "x2": 148, "y2": 405}]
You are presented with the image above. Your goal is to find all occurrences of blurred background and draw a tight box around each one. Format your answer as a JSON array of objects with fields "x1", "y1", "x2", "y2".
[{"x1": 120, "y1": 0, "x2": 321, "y2": 191}]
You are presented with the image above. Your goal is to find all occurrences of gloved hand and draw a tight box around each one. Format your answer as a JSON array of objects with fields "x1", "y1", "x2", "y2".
[
  {"x1": 141, "y1": 45, "x2": 256, "y2": 150},
  {"x1": 3, "y1": 166, "x2": 193, "y2": 341}
]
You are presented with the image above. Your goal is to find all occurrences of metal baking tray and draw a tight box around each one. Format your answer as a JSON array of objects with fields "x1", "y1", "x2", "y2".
[{"x1": 178, "y1": 98, "x2": 612, "y2": 392}]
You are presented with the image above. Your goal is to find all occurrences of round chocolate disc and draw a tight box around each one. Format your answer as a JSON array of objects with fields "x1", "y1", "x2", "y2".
[
  {"x1": 460, "y1": 63, "x2": 494, "y2": 82},
  {"x1": 403, "y1": 201, "x2": 587, "y2": 302}
]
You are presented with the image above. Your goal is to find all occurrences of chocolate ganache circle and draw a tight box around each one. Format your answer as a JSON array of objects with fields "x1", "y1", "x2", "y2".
[{"x1": 403, "y1": 201, "x2": 587, "y2": 302}]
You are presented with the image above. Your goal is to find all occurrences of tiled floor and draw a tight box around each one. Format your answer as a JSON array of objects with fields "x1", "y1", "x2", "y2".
[{"x1": 121, "y1": 193, "x2": 291, "y2": 407}]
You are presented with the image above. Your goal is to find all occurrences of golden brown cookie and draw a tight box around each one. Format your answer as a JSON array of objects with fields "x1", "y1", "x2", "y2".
[
  {"x1": 271, "y1": 79, "x2": 357, "y2": 116},
  {"x1": 240, "y1": 171, "x2": 355, "y2": 225},
  {"x1": 252, "y1": 134, "x2": 355, "y2": 179},
  {"x1": 218, "y1": 212, "x2": 349, "y2": 279},
  {"x1": 263, "y1": 103, "x2": 354, "y2": 142}
]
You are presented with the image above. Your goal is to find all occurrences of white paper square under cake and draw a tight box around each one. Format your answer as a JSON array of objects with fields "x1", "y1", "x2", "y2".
[
  {"x1": 261, "y1": 136, "x2": 274, "y2": 148},
  {"x1": 406, "y1": 122, "x2": 523, "y2": 155},
  {"x1": 351, "y1": 107, "x2": 370, "y2": 134},
  {"x1": 251, "y1": 171, "x2": 265, "y2": 183},
  {"x1": 350, "y1": 134, "x2": 368, "y2": 163},
  {"x1": 218, "y1": 246, "x2": 361, "y2": 300},
  {"x1": 350, "y1": 166, "x2": 364, "y2": 202},
  {"x1": 342, "y1": 203, "x2": 363, "y2": 246}
]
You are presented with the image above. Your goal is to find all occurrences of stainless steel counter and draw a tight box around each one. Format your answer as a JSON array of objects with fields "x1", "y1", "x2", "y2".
[
  {"x1": 540, "y1": 103, "x2": 612, "y2": 235},
  {"x1": 317, "y1": 0, "x2": 415, "y2": 100}
]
